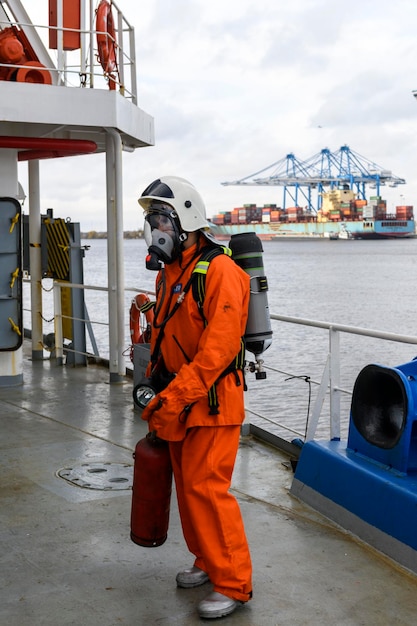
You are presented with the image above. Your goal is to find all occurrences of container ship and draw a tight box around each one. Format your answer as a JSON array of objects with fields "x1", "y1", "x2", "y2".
[{"x1": 209, "y1": 188, "x2": 415, "y2": 240}]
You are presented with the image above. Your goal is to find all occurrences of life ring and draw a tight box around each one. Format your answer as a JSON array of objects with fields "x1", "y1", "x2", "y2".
[
  {"x1": 130, "y1": 294, "x2": 154, "y2": 361},
  {"x1": 96, "y1": 0, "x2": 117, "y2": 83}
]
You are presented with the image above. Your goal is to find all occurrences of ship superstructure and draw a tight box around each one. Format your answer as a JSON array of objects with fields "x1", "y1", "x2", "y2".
[{"x1": 0, "y1": 0, "x2": 154, "y2": 386}]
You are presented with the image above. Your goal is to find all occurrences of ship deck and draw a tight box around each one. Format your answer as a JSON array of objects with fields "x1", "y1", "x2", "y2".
[{"x1": 1, "y1": 343, "x2": 417, "y2": 626}]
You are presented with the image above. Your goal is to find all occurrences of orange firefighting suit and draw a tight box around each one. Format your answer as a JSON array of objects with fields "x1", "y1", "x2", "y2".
[{"x1": 141, "y1": 235, "x2": 252, "y2": 602}]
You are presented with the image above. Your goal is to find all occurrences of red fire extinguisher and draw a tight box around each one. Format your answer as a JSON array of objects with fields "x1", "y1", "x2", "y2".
[{"x1": 130, "y1": 431, "x2": 173, "y2": 547}]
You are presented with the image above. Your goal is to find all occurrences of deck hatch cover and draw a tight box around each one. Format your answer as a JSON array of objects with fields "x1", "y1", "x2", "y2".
[{"x1": 57, "y1": 462, "x2": 133, "y2": 490}]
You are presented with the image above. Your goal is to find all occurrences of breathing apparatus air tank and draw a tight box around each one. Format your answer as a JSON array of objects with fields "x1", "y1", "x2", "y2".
[
  {"x1": 130, "y1": 432, "x2": 173, "y2": 547},
  {"x1": 229, "y1": 232, "x2": 272, "y2": 379}
]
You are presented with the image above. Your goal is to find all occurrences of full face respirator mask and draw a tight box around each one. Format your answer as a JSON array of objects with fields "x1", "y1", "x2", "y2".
[{"x1": 144, "y1": 205, "x2": 187, "y2": 271}]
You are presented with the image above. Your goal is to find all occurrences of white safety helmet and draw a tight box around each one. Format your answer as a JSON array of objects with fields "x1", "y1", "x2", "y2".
[{"x1": 138, "y1": 176, "x2": 210, "y2": 232}]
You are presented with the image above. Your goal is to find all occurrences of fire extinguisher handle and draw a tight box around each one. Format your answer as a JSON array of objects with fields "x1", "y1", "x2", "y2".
[{"x1": 147, "y1": 430, "x2": 165, "y2": 444}]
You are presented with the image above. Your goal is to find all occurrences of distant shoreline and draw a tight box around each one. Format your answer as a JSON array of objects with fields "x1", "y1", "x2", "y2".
[{"x1": 81, "y1": 230, "x2": 144, "y2": 239}]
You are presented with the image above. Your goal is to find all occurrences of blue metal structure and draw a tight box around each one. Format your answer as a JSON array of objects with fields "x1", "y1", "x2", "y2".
[
  {"x1": 0, "y1": 198, "x2": 22, "y2": 359},
  {"x1": 291, "y1": 357, "x2": 417, "y2": 574},
  {"x1": 222, "y1": 145, "x2": 406, "y2": 212}
]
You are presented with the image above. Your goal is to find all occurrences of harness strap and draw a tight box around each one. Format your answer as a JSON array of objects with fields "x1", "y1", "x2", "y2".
[
  {"x1": 192, "y1": 246, "x2": 230, "y2": 321},
  {"x1": 150, "y1": 245, "x2": 246, "y2": 414},
  {"x1": 150, "y1": 266, "x2": 197, "y2": 369},
  {"x1": 206, "y1": 337, "x2": 246, "y2": 415},
  {"x1": 192, "y1": 246, "x2": 246, "y2": 414}
]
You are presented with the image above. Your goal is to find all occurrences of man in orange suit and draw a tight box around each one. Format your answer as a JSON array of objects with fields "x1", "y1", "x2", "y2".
[{"x1": 138, "y1": 176, "x2": 252, "y2": 619}]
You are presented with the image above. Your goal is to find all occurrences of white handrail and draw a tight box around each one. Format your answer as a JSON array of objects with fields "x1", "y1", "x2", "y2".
[
  {"x1": 0, "y1": 1, "x2": 138, "y2": 98},
  {"x1": 271, "y1": 313, "x2": 417, "y2": 344},
  {"x1": 25, "y1": 279, "x2": 417, "y2": 444}
]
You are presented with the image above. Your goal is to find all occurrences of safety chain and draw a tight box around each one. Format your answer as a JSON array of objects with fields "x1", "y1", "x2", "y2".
[
  {"x1": 40, "y1": 314, "x2": 55, "y2": 323},
  {"x1": 285, "y1": 375, "x2": 312, "y2": 440}
]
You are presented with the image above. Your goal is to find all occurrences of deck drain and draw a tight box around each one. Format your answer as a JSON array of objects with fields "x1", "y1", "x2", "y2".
[{"x1": 57, "y1": 462, "x2": 133, "y2": 490}]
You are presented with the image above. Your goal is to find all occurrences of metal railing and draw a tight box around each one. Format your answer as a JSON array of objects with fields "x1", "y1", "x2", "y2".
[
  {"x1": 0, "y1": 0, "x2": 138, "y2": 100},
  {"x1": 23, "y1": 278, "x2": 417, "y2": 448},
  {"x1": 269, "y1": 314, "x2": 417, "y2": 441},
  {"x1": 51, "y1": 279, "x2": 152, "y2": 363}
]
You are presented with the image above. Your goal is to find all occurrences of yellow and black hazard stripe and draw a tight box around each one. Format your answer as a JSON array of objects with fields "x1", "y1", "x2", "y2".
[{"x1": 45, "y1": 218, "x2": 70, "y2": 280}]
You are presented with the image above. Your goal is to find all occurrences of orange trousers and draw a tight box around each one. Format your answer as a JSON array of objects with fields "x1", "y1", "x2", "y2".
[{"x1": 169, "y1": 426, "x2": 252, "y2": 602}]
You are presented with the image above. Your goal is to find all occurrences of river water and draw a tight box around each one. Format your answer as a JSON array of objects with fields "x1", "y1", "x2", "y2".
[{"x1": 25, "y1": 236, "x2": 417, "y2": 441}]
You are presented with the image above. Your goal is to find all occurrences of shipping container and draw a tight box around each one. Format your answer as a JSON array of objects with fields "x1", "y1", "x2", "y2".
[
  {"x1": 362, "y1": 206, "x2": 375, "y2": 219},
  {"x1": 396, "y1": 206, "x2": 414, "y2": 219}
]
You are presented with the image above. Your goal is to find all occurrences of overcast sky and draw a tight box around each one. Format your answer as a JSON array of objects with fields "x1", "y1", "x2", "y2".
[{"x1": 17, "y1": 0, "x2": 417, "y2": 230}]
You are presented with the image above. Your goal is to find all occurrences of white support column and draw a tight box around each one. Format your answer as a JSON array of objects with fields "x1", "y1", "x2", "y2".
[
  {"x1": 0, "y1": 148, "x2": 23, "y2": 386},
  {"x1": 329, "y1": 326, "x2": 341, "y2": 441},
  {"x1": 106, "y1": 133, "x2": 118, "y2": 379},
  {"x1": 53, "y1": 281, "x2": 64, "y2": 365},
  {"x1": 105, "y1": 130, "x2": 126, "y2": 382},
  {"x1": 306, "y1": 355, "x2": 330, "y2": 441},
  {"x1": 28, "y1": 160, "x2": 44, "y2": 361},
  {"x1": 112, "y1": 130, "x2": 126, "y2": 380}
]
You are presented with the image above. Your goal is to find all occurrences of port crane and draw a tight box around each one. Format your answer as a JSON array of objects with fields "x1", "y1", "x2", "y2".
[{"x1": 222, "y1": 145, "x2": 406, "y2": 212}]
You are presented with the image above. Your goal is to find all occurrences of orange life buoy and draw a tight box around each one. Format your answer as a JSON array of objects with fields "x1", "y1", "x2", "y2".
[
  {"x1": 96, "y1": 0, "x2": 117, "y2": 85},
  {"x1": 130, "y1": 294, "x2": 154, "y2": 361}
]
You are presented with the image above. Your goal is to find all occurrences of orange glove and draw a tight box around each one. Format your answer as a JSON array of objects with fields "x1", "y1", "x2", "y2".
[{"x1": 141, "y1": 392, "x2": 193, "y2": 441}]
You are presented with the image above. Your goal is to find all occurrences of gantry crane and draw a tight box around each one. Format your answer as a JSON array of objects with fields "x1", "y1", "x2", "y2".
[{"x1": 222, "y1": 145, "x2": 406, "y2": 212}]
